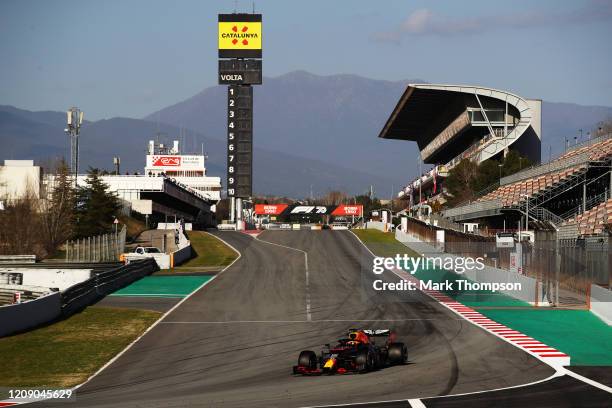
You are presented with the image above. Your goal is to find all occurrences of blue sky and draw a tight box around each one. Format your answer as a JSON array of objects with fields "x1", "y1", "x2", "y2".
[{"x1": 1, "y1": 0, "x2": 611, "y2": 120}]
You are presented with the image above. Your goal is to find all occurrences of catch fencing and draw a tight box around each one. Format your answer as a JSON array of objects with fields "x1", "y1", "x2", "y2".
[
  {"x1": 402, "y1": 217, "x2": 611, "y2": 308},
  {"x1": 65, "y1": 226, "x2": 126, "y2": 262}
]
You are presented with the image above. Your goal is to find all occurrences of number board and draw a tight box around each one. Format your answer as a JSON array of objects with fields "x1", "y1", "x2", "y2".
[{"x1": 227, "y1": 85, "x2": 253, "y2": 198}]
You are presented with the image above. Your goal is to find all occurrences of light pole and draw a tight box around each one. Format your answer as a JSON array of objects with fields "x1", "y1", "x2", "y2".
[{"x1": 521, "y1": 193, "x2": 530, "y2": 231}]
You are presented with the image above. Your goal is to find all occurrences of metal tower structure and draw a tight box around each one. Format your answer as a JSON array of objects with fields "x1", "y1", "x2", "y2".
[{"x1": 65, "y1": 107, "x2": 83, "y2": 179}]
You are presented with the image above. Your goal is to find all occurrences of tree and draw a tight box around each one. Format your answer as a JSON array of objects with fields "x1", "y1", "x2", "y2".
[
  {"x1": 474, "y1": 159, "x2": 501, "y2": 192},
  {"x1": 39, "y1": 160, "x2": 76, "y2": 254},
  {"x1": 501, "y1": 150, "x2": 531, "y2": 176},
  {"x1": 445, "y1": 159, "x2": 479, "y2": 205},
  {"x1": 0, "y1": 189, "x2": 45, "y2": 258},
  {"x1": 75, "y1": 168, "x2": 120, "y2": 237}
]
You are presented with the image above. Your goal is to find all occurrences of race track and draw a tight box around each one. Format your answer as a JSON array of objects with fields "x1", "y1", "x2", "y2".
[{"x1": 42, "y1": 230, "x2": 556, "y2": 407}]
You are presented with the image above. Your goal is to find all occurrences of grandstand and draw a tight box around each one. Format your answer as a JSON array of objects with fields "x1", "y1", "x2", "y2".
[
  {"x1": 379, "y1": 84, "x2": 541, "y2": 208},
  {"x1": 380, "y1": 84, "x2": 611, "y2": 306},
  {"x1": 443, "y1": 133, "x2": 612, "y2": 236}
]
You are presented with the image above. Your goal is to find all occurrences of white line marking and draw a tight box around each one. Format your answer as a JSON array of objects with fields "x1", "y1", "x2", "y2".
[
  {"x1": 408, "y1": 399, "x2": 427, "y2": 408},
  {"x1": 254, "y1": 233, "x2": 312, "y2": 322},
  {"x1": 562, "y1": 367, "x2": 612, "y2": 394},
  {"x1": 159, "y1": 318, "x2": 465, "y2": 324},
  {"x1": 68, "y1": 231, "x2": 242, "y2": 393}
]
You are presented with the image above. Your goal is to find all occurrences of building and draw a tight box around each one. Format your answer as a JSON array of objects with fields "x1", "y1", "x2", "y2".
[
  {"x1": 0, "y1": 160, "x2": 42, "y2": 201},
  {"x1": 379, "y1": 84, "x2": 541, "y2": 207},
  {"x1": 144, "y1": 140, "x2": 221, "y2": 202}
]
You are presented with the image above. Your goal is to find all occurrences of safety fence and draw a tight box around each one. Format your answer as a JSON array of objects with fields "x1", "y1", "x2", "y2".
[
  {"x1": 402, "y1": 217, "x2": 611, "y2": 308},
  {"x1": 65, "y1": 226, "x2": 126, "y2": 263}
]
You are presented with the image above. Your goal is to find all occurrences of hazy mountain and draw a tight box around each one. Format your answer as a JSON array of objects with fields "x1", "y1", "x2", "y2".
[
  {"x1": 147, "y1": 70, "x2": 612, "y2": 170},
  {"x1": 0, "y1": 106, "x2": 394, "y2": 197},
  {"x1": 2, "y1": 71, "x2": 611, "y2": 197}
]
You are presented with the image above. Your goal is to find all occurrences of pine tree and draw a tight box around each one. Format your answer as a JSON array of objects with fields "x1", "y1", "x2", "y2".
[{"x1": 75, "y1": 168, "x2": 120, "y2": 237}]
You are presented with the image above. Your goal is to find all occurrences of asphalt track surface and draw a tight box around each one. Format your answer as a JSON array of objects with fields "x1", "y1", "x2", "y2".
[{"x1": 39, "y1": 230, "x2": 568, "y2": 407}]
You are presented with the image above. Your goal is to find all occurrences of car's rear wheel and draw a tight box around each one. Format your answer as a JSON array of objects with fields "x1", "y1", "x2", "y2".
[
  {"x1": 356, "y1": 350, "x2": 375, "y2": 373},
  {"x1": 388, "y1": 343, "x2": 407, "y2": 365},
  {"x1": 298, "y1": 350, "x2": 317, "y2": 369}
]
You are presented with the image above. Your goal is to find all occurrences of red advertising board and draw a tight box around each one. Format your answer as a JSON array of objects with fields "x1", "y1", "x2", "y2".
[
  {"x1": 331, "y1": 205, "x2": 363, "y2": 216},
  {"x1": 254, "y1": 204, "x2": 362, "y2": 216},
  {"x1": 254, "y1": 204, "x2": 288, "y2": 215},
  {"x1": 152, "y1": 156, "x2": 182, "y2": 167}
]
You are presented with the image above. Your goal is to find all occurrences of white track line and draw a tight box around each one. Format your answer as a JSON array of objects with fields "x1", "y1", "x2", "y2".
[
  {"x1": 159, "y1": 318, "x2": 465, "y2": 324},
  {"x1": 348, "y1": 231, "x2": 612, "y2": 402},
  {"x1": 71, "y1": 232, "x2": 242, "y2": 391},
  {"x1": 253, "y1": 233, "x2": 312, "y2": 322}
]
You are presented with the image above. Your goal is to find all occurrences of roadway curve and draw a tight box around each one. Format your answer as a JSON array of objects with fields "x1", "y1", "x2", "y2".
[{"x1": 42, "y1": 231, "x2": 554, "y2": 407}]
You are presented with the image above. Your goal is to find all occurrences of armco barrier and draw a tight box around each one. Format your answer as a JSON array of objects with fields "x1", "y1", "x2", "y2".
[
  {"x1": 0, "y1": 291, "x2": 61, "y2": 337},
  {"x1": 0, "y1": 259, "x2": 158, "y2": 337},
  {"x1": 61, "y1": 258, "x2": 158, "y2": 315}
]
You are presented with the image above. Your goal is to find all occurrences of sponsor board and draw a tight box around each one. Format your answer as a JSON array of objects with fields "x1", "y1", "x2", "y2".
[
  {"x1": 254, "y1": 204, "x2": 363, "y2": 216},
  {"x1": 146, "y1": 155, "x2": 204, "y2": 170},
  {"x1": 218, "y1": 14, "x2": 262, "y2": 59}
]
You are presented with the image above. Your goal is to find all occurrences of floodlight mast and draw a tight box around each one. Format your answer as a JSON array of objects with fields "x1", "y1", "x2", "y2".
[{"x1": 65, "y1": 107, "x2": 83, "y2": 183}]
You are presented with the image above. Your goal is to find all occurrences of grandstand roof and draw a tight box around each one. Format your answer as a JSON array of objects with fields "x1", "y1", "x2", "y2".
[
  {"x1": 379, "y1": 84, "x2": 529, "y2": 143},
  {"x1": 378, "y1": 84, "x2": 541, "y2": 166}
]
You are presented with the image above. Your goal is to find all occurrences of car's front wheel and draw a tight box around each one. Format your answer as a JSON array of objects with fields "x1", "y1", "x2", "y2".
[{"x1": 298, "y1": 350, "x2": 317, "y2": 370}]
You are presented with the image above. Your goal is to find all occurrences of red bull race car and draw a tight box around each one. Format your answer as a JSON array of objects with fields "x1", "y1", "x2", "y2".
[{"x1": 292, "y1": 329, "x2": 408, "y2": 375}]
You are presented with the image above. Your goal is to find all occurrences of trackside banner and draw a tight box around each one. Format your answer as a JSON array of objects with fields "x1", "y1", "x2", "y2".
[{"x1": 254, "y1": 204, "x2": 363, "y2": 216}]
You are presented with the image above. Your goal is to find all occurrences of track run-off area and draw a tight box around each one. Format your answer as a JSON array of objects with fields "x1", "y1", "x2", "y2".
[{"x1": 38, "y1": 230, "x2": 610, "y2": 407}]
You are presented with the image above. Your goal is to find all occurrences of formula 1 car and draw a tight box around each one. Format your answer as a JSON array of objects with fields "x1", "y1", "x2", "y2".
[{"x1": 292, "y1": 329, "x2": 407, "y2": 375}]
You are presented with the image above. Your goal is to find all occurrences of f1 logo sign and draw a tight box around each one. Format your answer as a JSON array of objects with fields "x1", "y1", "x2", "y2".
[{"x1": 290, "y1": 206, "x2": 328, "y2": 214}]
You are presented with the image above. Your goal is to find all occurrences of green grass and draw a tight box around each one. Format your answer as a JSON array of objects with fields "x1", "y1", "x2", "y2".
[
  {"x1": 352, "y1": 229, "x2": 418, "y2": 258},
  {"x1": 177, "y1": 231, "x2": 237, "y2": 269},
  {"x1": 482, "y1": 309, "x2": 612, "y2": 366},
  {"x1": 0, "y1": 307, "x2": 160, "y2": 389}
]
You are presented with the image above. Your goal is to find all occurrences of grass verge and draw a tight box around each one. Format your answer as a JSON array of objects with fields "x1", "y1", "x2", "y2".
[
  {"x1": 0, "y1": 306, "x2": 160, "y2": 388},
  {"x1": 352, "y1": 229, "x2": 418, "y2": 258},
  {"x1": 159, "y1": 231, "x2": 237, "y2": 273}
]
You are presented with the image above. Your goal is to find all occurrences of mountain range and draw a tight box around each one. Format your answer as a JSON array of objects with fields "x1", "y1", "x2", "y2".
[{"x1": 1, "y1": 71, "x2": 611, "y2": 197}]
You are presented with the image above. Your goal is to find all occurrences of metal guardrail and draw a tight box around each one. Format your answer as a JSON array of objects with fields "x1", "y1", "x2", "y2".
[
  {"x1": 442, "y1": 199, "x2": 503, "y2": 218},
  {"x1": 61, "y1": 258, "x2": 158, "y2": 314}
]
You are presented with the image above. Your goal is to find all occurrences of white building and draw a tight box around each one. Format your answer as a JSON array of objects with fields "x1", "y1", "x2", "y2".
[
  {"x1": 144, "y1": 140, "x2": 222, "y2": 202},
  {"x1": 0, "y1": 160, "x2": 42, "y2": 200}
]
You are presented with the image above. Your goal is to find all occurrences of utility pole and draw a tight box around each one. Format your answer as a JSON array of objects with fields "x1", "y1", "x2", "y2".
[
  {"x1": 113, "y1": 157, "x2": 121, "y2": 175},
  {"x1": 65, "y1": 107, "x2": 84, "y2": 184}
]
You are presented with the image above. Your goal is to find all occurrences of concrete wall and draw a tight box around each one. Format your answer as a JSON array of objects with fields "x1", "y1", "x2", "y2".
[
  {"x1": 365, "y1": 221, "x2": 392, "y2": 232},
  {"x1": 124, "y1": 253, "x2": 170, "y2": 269},
  {"x1": 0, "y1": 292, "x2": 61, "y2": 337},
  {"x1": 171, "y1": 245, "x2": 192, "y2": 267},
  {"x1": 590, "y1": 284, "x2": 612, "y2": 325},
  {"x1": 0, "y1": 268, "x2": 92, "y2": 290}
]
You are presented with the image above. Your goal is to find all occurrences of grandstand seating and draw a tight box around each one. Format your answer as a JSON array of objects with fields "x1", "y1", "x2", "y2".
[
  {"x1": 556, "y1": 137, "x2": 612, "y2": 162},
  {"x1": 477, "y1": 165, "x2": 587, "y2": 206},
  {"x1": 476, "y1": 137, "x2": 612, "y2": 207},
  {"x1": 562, "y1": 199, "x2": 612, "y2": 236}
]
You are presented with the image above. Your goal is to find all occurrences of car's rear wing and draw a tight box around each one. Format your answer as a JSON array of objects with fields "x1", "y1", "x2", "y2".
[{"x1": 362, "y1": 329, "x2": 391, "y2": 336}]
